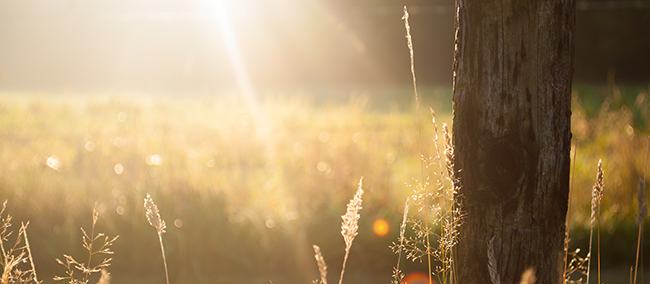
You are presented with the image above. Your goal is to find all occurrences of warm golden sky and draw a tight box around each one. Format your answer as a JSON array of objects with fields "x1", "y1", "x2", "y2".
[
  {"x1": 0, "y1": 0, "x2": 648, "y2": 92},
  {"x1": 0, "y1": 0, "x2": 456, "y2": 92}
]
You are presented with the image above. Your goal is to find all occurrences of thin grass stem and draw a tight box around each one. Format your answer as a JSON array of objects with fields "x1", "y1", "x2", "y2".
[
  {"x1": 563, "y1": 140, "x2": 577, "y2": 283},
  {"x1": 597, "y1": 203, "x2": 601, "y2": 284},
  {"x1": 159, "y1": 234, "x2": 170, "y2": 284},
  {"x1": 21, "y1": 222, "x2": 39, "y2": 284},
  {"x1": 402, "y1": 7, "x2": 433, "y2": 284}
]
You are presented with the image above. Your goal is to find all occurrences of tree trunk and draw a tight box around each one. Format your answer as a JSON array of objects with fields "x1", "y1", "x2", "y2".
[{"x1": 452, "y1": 0, "x2": 574, "y2": 283}]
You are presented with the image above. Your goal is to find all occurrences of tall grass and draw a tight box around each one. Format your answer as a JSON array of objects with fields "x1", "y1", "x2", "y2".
[
  {"x1": 0, "y1": 80, "x2": 647, "y2": 283},
  {"x1": 54, "y1": 206, "x2": 118, "y2": 284},
  {"x1": 312, "y1": 178, "x2": 363, "y2": 284},
  {"x1": 0, "y1": 201, "x2": 40, "y2": 284},
  {"x1": 390, "y1": 198, "x2": 408, "y2": 284},
  {"x1": 587, "y1": 160, "x2": 604, "y2": 284},
  {"x1": 402, "y1": 7, "x2": 434, "y2": 284},
  {"x1": 399, "y1": 7, "x2": 462, "y2": 284}
]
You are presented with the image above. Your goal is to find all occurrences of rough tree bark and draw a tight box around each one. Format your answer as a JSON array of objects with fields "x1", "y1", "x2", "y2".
[{"x1": 452, "y1": 0, "x2": 574, "y2": 283}]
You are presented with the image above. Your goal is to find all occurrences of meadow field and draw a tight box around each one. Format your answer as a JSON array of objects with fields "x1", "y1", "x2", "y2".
[{"x1": 0, "y1": 83, "x2": 648, "y2": 284}]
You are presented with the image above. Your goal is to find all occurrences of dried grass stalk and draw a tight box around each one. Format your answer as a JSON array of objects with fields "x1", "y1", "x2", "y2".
[
  {"x1": 21, "y1": 222, "x2": 39, "y2": 284},
  {"x1": 313, "y1": 245, "x2": 328, "y2": 284},
  {"x1": 390, "y1": 199, "x2": 409, "y2": 284},
  {"x1": 636, "y1": 178, "x2": 647, "y2": 226},
  {"x1": 403, "y1": 6, "x2": 433, "y2": 284},
  {"x1": 0, "y1": 201, "x2": 41, "y2": 284},
  {"x1": 634, "y1": 178, "x2": 646, "y2": 284},
  {"x1": 338, "y1": 178, "x2": 364, "y2": 284},
  {"x1": 587, "y1": 160, "x2": 604, "y2": 284},
  {"x1": 144, "y1": 194, "x2": 169, "y2": 284},
  {"x1": 55, "y1": 206, "x2": 118, "y2": 284},
  {"x1": 145, "y1": 194, "x2": 167, "y2": 235}
]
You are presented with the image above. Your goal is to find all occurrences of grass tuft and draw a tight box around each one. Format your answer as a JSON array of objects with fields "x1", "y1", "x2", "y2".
[
  {"x1": 54, "y1": 206, "x2": 118, "y2": 284},
  {"x1": 0, "y1": 200, "x2": 40, "y2": 284}
]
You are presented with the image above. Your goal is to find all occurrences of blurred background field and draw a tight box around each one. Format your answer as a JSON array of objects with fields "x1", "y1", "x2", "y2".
[
  {"x1": 1, "y1": 0, "x2": 650, "y2": 283},
  {"x1": 0, "y1": 82, "x2": 648, "y2": 283}
]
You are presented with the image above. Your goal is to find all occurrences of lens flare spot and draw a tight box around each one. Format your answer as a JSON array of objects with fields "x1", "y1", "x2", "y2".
[
  {"x1": 372, "y1": 218, "x2": 390, "y2": 237},
  {"x1": 46, "y1": 156, "x2": 61, "y2": 171},
  {"x1": 403, "y1": 272, "x2": 435, "y2": 284},
  {"x1": 146, "y1": 154, "x2": 163, "y2": 166},
  {"x1": 317, "y1": 162, "x2": 328, "y2": 172},
  {"x1": 114, "y1": 163, "x2": 123, "y2": 175},
  {"x1": 85, "y1": 141, "x2": 95, "y2": 152}
]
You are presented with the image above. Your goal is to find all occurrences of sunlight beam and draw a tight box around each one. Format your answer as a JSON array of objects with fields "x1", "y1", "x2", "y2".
[{"x1": 212, "y1": 0, "x2": 260, "y2": 117}]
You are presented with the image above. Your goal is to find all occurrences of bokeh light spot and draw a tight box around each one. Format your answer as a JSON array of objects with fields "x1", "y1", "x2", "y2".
[
  {"x1": 46, "y1": 156, "x2": 61, "y2": 171},
  {"x1": 85, "y1": 141, "x2": 95, "y2": 152},
  {"x1": 319, "y1": 131, "x2": 330, "y2": 142},
  {"x1": 372, "y1": 218, "x2": 390, "y2": 237},
  {"x1": 174, "y1": 218, "x2": 183, "y2": 228},
  {"x1": 114, "y1": 163, "x2": 123, "y2": 175},
  {"x1": 403, "y1": 272, "x2": 434, "y2": 284},
  {"x1": 146, "y1": 154, "x2": 163, "y2": 166},
  {"x1": 113, "y1": 137, "x2": 124, "y2": 147},
  {"x1": 117, "y1": 111, "x2": 127, "y2": 122}
]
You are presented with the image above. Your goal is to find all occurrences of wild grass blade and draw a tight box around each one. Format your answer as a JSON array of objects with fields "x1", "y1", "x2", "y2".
[{"x1": 402, "y1": 6, "x2": 433, "y2": 284}]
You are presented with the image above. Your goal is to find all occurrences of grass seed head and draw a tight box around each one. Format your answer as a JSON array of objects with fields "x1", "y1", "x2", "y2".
[
  {"x1": 591, "y1": 160, "x2": 604, "y2": 227},
  {"x1": 313, "y1": 245, "x2": 328, "y2": 284},
  {"x1": 341, "y1": 178, "x2": 364, "y2": 249},
  {"x1": 144, "y1": 194, "x2": 166, "y2": 235}
]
